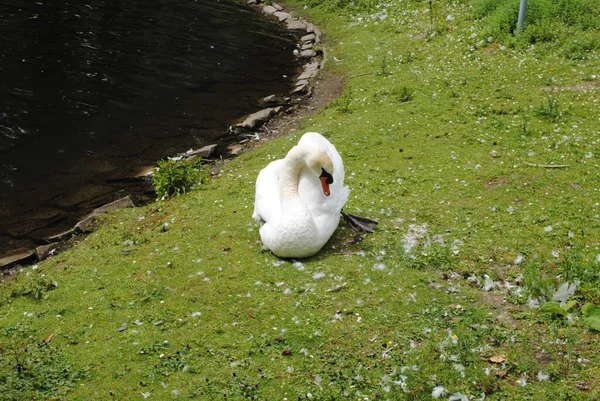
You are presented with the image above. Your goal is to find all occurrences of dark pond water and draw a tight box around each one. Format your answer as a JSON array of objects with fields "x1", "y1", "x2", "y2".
[{"x1": 0, "y1": 0, "x2": 299, "y2": 255}]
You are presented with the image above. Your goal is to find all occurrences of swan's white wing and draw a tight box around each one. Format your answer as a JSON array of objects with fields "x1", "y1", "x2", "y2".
[{"x1": 252, "y1": 159, "x2": 283, "y2": 227}]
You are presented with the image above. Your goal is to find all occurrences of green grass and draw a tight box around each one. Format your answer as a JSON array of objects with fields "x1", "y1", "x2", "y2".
[{"x1": 1, "y1": 0, "x2": 600, "y2": 399}]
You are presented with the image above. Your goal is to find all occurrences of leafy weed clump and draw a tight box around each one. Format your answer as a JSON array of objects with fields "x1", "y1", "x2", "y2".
[
  {"x1": 0, "y1": 339, "x2": 86, "y2": 400},
  {"x1": 152, "y1": 158, "x2": 208, "y2": 200},
  {"x1": 474, "y1": 0, "x2": 600, "y2": 56}
]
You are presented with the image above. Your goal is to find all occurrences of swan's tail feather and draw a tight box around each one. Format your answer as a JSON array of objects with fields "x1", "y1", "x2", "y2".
[{"x1": 341, "y1": 211, "x2": 378, "y2": 233}]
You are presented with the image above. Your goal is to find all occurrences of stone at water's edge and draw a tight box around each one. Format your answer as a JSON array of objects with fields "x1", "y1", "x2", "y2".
[
  {"x1": 298, "y1": 62, "x2": 320, "y2": 81},
  {"x1": 74, "y1": 196, "x2": 135, "y2": 233},
  {"x1": 36, "y1": 244, "x2": 57, "y2": 261},
  {"x1": 301, "y1": 33, "x2": 316, "y2": 43},
  {"x1": 46, "y1": 228, "x2": 75, "y2": 242},
  {"x1": 285, "y1": 19, "x2": 307, "y2": 31},
  {"x1": 234, "y1": 107, "x2": 279, "y2": 131},
  {"x1": 300, "y1": 49, "x2": 317, "y2": 58},
  {"x1": 186, "y1": 144, "x2": 218, "y2": 159},
  {"x1": 0, "y1": 249, "x2": 36, "y2": 268},
  {"x1": 0, "y1": 196, "x2": 136, "y2": 268},
  {"x1": 227, "y1": 143, "x2": 244, "y2": 156},
  {"x1": 274, "y1": 11, "x2": 292, "y2": 22},
  {"x1": 259, "y1": 94, "x2": 287, "y2": 107},
  {"x1": 262, "y1": 5, "x2": 277, "y2": 15}
]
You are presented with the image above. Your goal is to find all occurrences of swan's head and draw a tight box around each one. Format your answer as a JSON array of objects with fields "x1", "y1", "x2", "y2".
[{"x1": 306, "y1": 150, "x2": 334, "y2": 197}]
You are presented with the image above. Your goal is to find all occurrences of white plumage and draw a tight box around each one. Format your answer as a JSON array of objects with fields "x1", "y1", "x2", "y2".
[{"x1": 252, "y1": 132, "x2": 349, "y2": 258}]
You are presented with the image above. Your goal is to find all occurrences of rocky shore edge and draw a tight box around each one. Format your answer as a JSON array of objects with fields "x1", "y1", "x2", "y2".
[{"x1": 0, "y1": 0, "x2": 326, "y2": 269}]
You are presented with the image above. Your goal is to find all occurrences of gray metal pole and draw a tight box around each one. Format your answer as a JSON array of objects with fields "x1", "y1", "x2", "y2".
[{"x1": 516, "y1": 0, "x2": 528, "y2": 35}]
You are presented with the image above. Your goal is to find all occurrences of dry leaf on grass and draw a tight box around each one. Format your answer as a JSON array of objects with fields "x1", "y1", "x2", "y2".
[{"x1": 489, "y1": 355, "x2": 508, "y2": 363}]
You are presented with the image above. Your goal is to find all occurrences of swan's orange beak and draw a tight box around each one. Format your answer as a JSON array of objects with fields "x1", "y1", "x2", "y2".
[{"x1": 320, "y1": 176, "x2": 331, "y2": 196}]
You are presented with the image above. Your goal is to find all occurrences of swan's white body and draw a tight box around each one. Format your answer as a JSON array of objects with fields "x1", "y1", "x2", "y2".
[{"x1": 252, "y1": 132, "x2": 349, "y2": 258}]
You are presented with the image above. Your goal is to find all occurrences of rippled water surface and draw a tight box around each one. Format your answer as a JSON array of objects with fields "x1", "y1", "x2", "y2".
[{"x1": 0, "y1": 0, "x2": 299, "y2": 255}]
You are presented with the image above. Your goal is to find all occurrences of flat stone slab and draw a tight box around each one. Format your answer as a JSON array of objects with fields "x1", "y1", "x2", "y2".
[
  {"x1": 300, "y1": 49, "x2": 317, "y2": 58},
  {"x1": 36, "y1": 244, "x2": 58, "y2": 261},
  {"x1": 298, "y1": 61, "x2": 320, "y2": 80},
  {"x1": 273, "y1": 11, "x2": 292, "y2": 22},
  {"x1": 285, "y1": 19, "x2": 308, "y2": 31},
  {"x1": 75, "y1": 195, "x2": 135, "y2": 233},
  {"x1": 235, "y1": 108, "x2": 277, "y2": 130},
  {"x1": 136, "y1": 166, "x2": 156, "y2": 177},
  {"x1": 0, "y1": 249, "x2": 36, "y2": 268},
  {"x1": 308, "y1": 25, "x2": 322, "y2": 42},
  {"x1": 46, "y1": 228, "x2": 75, "y2": 242},
  {"x1": 259, "y1": 94, "x2": 288, "y2": 107},
  {"x1": 301, "y1": 33, "x2": 316, "y2": 42},
  {"x1": 186, "y1": 144, "x2": 218, "y2": 159},
  {"x1": 262, "y1": 5, "x2": 277, "y2": 15},
  {"x1": 227, "y1": 143, "x2": 244, "y2": 156},
  {"x1": 292, "y1": 83, "x2": 309, "y2": 94}
]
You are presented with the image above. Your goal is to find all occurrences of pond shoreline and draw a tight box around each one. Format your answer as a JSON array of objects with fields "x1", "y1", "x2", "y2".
[{"x1": 0, "y1": 0, "x2": 337, "y2": 269}]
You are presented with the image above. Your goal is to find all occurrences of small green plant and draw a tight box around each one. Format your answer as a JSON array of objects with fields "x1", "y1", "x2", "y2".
[
  {"x1": 399, "y1": 50, "x2": 416, "y2": 64},
  {"x1": 393, "y1": 85, "x2": 414, "y2": 103},
  {"x1": 0, "y1": 341, "x2": 86, "y2": 399},
  {"x1": 152, "y1": 158, "x2": 207, "y2": 200},
  {"x1": 332, "y1": 86, "x2": 354, "y2": 113},
  {"x1": 540, "y1": 300, "x2": 577, "y2": 318},
  {"x1": 581, "y1": 303, "x2": 600, "y2": 332},
  {"x1": 520, "y1": 114, "x2": 530, "y2": 136},
  {"x1": 535, "y1": 95, "x2": 561, "y2": 121},
  {"x1": 375, "y1": 55, "x2": 391, "y2": 77},
  {"x1": 11, "y1": 275, "x2": 58, "y2": 301}
]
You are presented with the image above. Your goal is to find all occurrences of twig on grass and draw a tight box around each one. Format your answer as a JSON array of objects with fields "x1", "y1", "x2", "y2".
[
  {"x1": 348, "y1": 72, "x2": 373, "y2": 80},
  {"x1": 523, "y1": 161, "x2": 570, "y2": 169}
]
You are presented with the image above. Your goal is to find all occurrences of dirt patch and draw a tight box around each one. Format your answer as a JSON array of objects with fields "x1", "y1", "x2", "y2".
[
  {"x1": 542, "y1": 80, "x2": 599, "y2": 92},
  {"x1": 478, "y1": 290, "x2": 524, "y2": 328},
  {"x1": 485, "y1": 177, "x2": 509, "y2": 188}
]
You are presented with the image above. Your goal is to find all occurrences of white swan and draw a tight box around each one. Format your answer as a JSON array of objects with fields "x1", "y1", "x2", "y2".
[{"x1": 252, "y1": 132, "x2": 350, "y2": 258}]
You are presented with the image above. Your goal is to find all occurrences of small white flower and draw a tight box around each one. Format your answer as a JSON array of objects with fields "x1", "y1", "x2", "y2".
[
  {"x1": 517, "y1": 374, "x2": 527, "y2": 387},
  {"x1": 537, "y1": 371, "x2": 549, "y2": 381}
]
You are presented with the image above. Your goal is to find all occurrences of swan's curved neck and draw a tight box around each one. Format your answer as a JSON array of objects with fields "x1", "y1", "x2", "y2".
[{"x1": 279, "y1": 146, "x2": 308, "y2": 199}]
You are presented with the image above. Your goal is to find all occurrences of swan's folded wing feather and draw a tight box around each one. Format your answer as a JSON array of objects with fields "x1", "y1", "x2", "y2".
[{"x1": 253, "y1": 160, "x2": 283, "y2": 226}]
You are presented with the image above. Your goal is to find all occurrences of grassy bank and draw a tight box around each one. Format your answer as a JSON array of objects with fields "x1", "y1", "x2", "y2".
[{"x1": 2, "y1": 0, "x2": 600, "y2": 399}]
